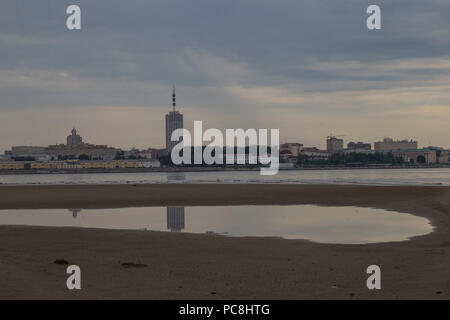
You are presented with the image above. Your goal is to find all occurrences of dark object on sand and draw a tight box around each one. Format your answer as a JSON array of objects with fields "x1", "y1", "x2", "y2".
[{"x1": 54, "y1": 259, "x2": 69, "y2": 265}]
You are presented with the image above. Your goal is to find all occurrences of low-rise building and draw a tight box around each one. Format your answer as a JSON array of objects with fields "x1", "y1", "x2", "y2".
[
  {"x1": 343, "y1": 149, "x2": 375, "y2": 155},
  {"x1": 0, "y1": 154, "x2": 11, "y2": 161},
  {"x1": 5, "y1": 129, "x2": 122, "y2": 160},
  {"x1": 437, "y1": 150, "x2": 449, "y2": 164},
  {"x1": 0, "y1": 162, "x2": 25, "y2": 170},
  {"x1": 392, "y1": 149, "x2": 436, "y2": 164},
  {"x1": 280, "y1": 143, "x2": 303, "y2": 156},
  {"x1": 280, "y1": 150, "x2": 298, "y2": 164},
  {"x1": 46, "y1": 143, "x2": 119, "y2": 160},
  {"x1": 124, "y1": 149, "x2": 154, "y2": 159},
  {"x1": 10, "y1": 146, "x2": 47, "y2": 155},
  {"x1": 300, "y1": 147, "x2": 329, "y2": 161},
  {"x1": 347, "y1": 141, "x2": 372, "y2": 150},
  {"x1": 8, "y1": 146, "x2": 50, "y2": 161},
  {"x1": 0, "y1": 159, "x2": 161, "y2": 171},
  {"x1": 374, "y1": 138, "x2": 418, "y2": 151}
]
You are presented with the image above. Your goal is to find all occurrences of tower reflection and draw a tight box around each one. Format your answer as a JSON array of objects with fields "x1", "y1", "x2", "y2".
[
  {"x1": 68, "y1": 208, "x2": 82, "y2": 219},
  {"x1": 166, "y1": 172, "x2": 185, "y2": 183},
  {"x1": 166, "y1": 206, "x2": 185, "y2": 232}
]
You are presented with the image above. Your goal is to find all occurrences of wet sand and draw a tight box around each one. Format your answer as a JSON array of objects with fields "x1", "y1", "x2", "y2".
[{"x1": 0, "y1": 184, "x2": 449, "y2": 299}]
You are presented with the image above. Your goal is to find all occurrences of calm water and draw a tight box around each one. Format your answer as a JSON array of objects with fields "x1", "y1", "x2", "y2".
[
  {"x1": 0, "y1": 205, "x2": 433, "y2": 244},
  {"x1": 0, "y1": 168, "x2": 449, "y2": 186}
]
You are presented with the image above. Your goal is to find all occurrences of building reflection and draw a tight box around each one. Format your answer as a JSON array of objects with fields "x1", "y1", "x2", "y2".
[
  {"x1": 167, "y1": 172, "x2": 185, "y2": 183},
  {"x1": 68, "y1": 208, "x2": 82, "y2": 219},
  {"x1": 166, "y1": 206, "x2": 185, "y2": 232}
]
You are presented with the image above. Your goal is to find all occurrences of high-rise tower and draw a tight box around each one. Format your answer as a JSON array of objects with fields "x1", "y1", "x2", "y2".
[
  {"x1": 165, "y1": 87, "x2": 183, "y2": 153},
  {"x1": 172, "y1": 86, "x2": 176, "y2": 111}
]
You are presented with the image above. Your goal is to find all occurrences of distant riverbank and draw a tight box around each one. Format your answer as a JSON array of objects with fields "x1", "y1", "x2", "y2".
[
  {"x1": 0, "y1": 163, "x2": 449, "y2": 175},
  {"x1": 0, "y1": 167, "x2": 449, "y2": 186}
]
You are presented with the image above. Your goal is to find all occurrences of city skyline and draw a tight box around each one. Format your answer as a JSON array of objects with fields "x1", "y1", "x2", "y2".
[
  {"x1": 1, "y1": 90, "x2": 447, "y2": 154},
  {"x1": 1, "y1": 1, "x2": 449, "y2": 152}
]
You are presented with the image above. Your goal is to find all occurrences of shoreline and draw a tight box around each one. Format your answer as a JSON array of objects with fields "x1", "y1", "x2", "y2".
[
  {"x1": 0, "y1": 164, "x2": 449, "y2": 175},
  {"x1": 0, "y1": 184, "x2": 449, "y2": 210},
  {"x1": 1, "y1": 184, "x2": 450, "y2": 299}
]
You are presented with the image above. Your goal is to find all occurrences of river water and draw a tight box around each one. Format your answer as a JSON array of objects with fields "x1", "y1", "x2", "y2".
[{"x1": 0, "y1": 168, "x2": 449, "y2": 186}]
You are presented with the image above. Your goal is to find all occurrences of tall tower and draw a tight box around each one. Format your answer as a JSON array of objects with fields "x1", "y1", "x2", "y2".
[
  {"x1": 67, "y1": 128, "x2": 82, "y2": 146},
  {"x1": 165, "y1": 87, "x2": 184, "y2": 153},
  {"x1": 172, "y1": 86, "x2": 176, "y2": 112}
]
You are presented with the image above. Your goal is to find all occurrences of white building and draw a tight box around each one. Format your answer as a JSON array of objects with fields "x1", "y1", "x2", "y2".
[
  {"x1": 300, "y1": 147, "x2": 329, "y2": 161},
  {"x1": 280, "y1": 143, "x2": 303, "y2": 156},
  {"x1": 392, "y1": 149, "x2": 436, "y2": 164},
  {"x1": 437, "y1": 150, "x2": 449, "y2": 164},
  {"x1": 326, "y1": 136, "x2": 344, "y2": 153},
  {"x1": 138, "y1": 160, "x2": 161, "y2": 168},
  {"x1": 374, "y1": 138, "x2": 418, "y2": 151}
]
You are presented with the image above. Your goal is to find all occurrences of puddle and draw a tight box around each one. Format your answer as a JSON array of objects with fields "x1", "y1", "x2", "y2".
[{"x1": 0, "y1": 205, "x2": 433, "y2": 244}]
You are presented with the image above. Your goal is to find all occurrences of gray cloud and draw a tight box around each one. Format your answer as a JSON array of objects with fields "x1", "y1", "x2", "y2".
[{"x1": 0, "y1": 0, "x2": 449, "y2": 150}]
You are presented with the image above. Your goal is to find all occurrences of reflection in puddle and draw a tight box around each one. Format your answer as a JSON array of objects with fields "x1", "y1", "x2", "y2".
[
  {"x1": 167, "y1": 206, "x2": 185, "y2": 232},
  {"x1": 166, "y1": 172, "x2": 186, "y2": 183},
  {"x1": 0, "y1": 205, "x2": 433, "y2": 244},
  {"x1": 68, "y1": 208, "x2": 82, "y2": 219}
]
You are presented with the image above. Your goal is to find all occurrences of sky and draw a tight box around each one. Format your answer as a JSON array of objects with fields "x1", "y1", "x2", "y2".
[{"x1": 0, "y1": 0, "x2": 449, "y2": 151}]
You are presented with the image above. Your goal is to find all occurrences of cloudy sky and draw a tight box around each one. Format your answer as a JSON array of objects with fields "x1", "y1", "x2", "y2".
[{"x1": 0, "y1": 0, "x2": 449, "y2": 151}]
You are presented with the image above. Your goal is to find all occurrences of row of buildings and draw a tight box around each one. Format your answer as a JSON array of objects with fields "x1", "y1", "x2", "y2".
[
  {"x1": 0, "y1": 88, "x2": 184, "y2": 171},
  {"x1": 0, "y1": 159, "x2": 160, "y2": 171},
  {"x1": 1, "y1": 88, "x2": 448, "y2": 170},
  {"x1": 0, "y1": 88, "x2": 185, "y2": 171},
  {"x1": 325, "y1": 136, "x2": 420, "y2": 153},
  {"x1": 162, "y1": 90, "x2": 450, "y2": 166},
  {"x1": 163, "y1": 89, "x2": 449, "y2": 166},
  {"x1": 0, "y1": 128, "x2": 161, "y2": 170},
  {"x1": 3, "y1": 128, "x2": 122, "y2": 161},
  {"x1": 280, "y1": 136, "x2": 449, "y2": 165}
]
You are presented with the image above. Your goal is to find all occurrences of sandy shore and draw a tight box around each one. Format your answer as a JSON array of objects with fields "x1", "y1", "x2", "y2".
[{"x1": 0, "y1": 184, "x2": 449, "y2": 299}]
